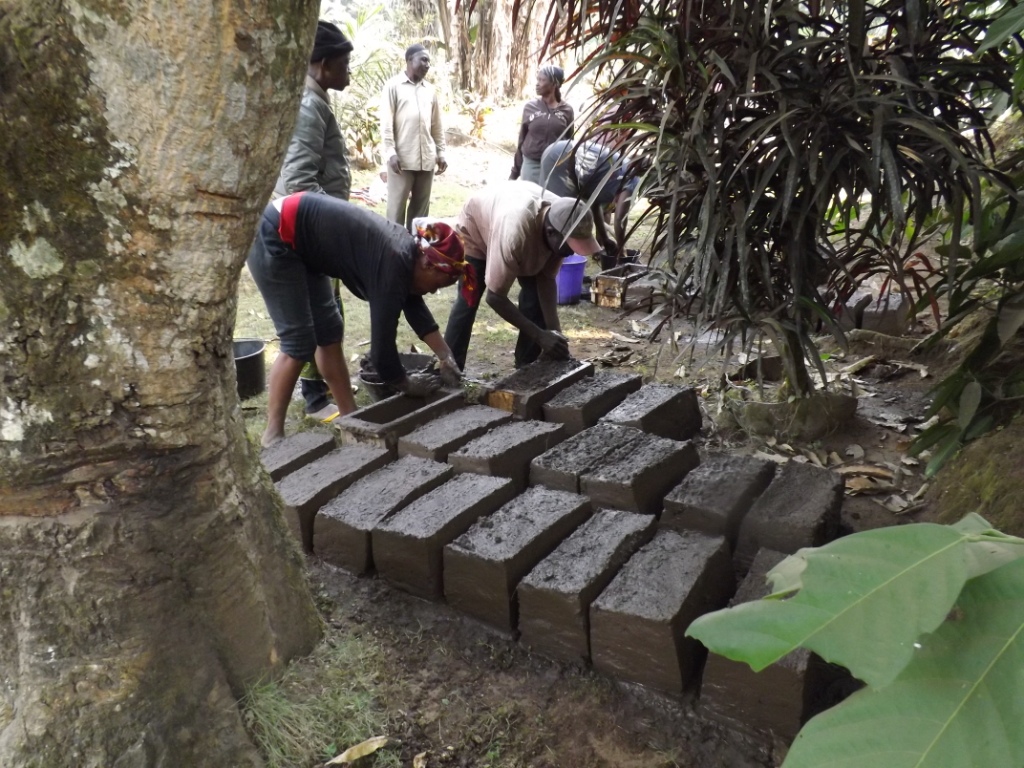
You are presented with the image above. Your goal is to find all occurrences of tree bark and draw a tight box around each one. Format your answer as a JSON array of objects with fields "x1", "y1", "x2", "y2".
[{"x1": 0, "y1": 1, "x2": 322, "y2": 765}]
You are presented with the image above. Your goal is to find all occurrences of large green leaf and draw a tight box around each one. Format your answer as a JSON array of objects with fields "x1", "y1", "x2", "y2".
[
  {"x1": 687, "y1": 524, "x2": 989, "y2": 688},
  {"x1": 782, "y1": 557, "x2": 1024, "y2": 768}
]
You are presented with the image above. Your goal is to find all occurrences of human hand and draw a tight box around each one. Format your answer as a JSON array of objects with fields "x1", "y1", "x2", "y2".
[
  {"x1": 536, "y1": 330, "x2": 569, "y2": 360},
  {"x1": 379, "y1": 167, "x2": 388, "y2": 183},
  {"x1": 399, "y1": 372, "x2": 440, "y2": 398},
  {"x1": 438, "y1": 356, "x2": 462, "y2": 388},
  {"x1": 436, "y1": 155, "x2": 448, "y2": 174},
  {"x1": 388, "y1": 154, "x2": 403, "y2": 175}
]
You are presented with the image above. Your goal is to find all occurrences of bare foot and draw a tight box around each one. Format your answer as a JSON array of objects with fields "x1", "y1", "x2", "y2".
[{"x1": 261, "y1": 429, "x2": 284, "y2": 448}]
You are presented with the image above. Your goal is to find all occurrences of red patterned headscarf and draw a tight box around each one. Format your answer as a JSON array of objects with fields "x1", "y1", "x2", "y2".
[{"x1": 416, "y1": 220, "x2": 479, "y2": 307}]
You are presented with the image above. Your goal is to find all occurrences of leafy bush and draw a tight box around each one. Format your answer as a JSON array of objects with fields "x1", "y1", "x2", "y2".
[
  {"x1": 687, "y1": 513, "x2": 1024, "y2": 768},
  {"x1": 538, "y1": 0, "x2": 1016, "y2": 397}
]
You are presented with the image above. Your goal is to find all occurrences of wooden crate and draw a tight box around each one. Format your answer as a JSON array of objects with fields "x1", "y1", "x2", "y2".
[{"x1": 591, "y1": 264, "x2": 650, "y2": 308}]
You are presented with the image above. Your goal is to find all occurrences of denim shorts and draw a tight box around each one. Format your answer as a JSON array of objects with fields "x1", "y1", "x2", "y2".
[{"x1": 245, "y1": 208, "x2": 344, "y2": 361}]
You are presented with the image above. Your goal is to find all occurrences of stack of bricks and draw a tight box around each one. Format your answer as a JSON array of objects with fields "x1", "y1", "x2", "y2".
[{"x1": 260, "y1": 364, "x2": 847, "y2": 744}]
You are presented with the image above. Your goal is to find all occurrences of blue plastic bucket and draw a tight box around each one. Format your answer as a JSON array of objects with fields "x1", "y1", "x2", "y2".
[{"x1": 556, "y1": 254, "x2": 588, "y2": 305}]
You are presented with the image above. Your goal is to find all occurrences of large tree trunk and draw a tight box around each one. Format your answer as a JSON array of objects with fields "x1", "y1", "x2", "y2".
[{"x1": 0, "y1": 1, "x2": 322, "y2": 765}]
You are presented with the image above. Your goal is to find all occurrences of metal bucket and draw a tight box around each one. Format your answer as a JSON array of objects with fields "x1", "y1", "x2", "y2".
[{"x1": 233, "y1": 338, "x2": 266, "y2": 400}]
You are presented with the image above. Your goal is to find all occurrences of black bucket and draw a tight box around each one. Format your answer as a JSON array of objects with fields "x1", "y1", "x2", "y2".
[{"x1": 233, "y1": 338, "x2": 266, "y2": 400}]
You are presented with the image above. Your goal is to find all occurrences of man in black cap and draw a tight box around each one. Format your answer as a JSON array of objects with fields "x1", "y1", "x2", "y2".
[
  {"x1": 271, "y1": 19, "x2": 354, "y2": 423},
  {"x1": 380, "y1": 43, "x2": 447, "y2": 231},
  {"x1": 443, "y1": 181, "x2": 603, "y2": 369}
]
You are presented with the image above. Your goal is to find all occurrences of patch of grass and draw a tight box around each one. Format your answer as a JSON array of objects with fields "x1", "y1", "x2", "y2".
[{"x1": 241, "y1": 636, "x2": 400, "y2": 768}]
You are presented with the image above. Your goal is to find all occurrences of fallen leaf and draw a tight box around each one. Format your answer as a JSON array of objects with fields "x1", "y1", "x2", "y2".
[
  {"x1": 413, "y1": 753, "x2": 428, "y2": 768},
  {"x1": 844, "y1": 444, "x2": 865, "y2": 461},
  {"x1": 610, "y1": 332, "x2": 641, "y2": 344},
  {"x1": 835, "y1": 464, "x2": 895, "y2": 480},
  {"x1": 778, "y1": 443, "x2": 794, "y2": 453},
  {"x1": 326, "y1": 736, "x2": 390, "y2": 765},
  {"x1": 674, "y1": 364, "x2": 687, "y2": 379},
  {"x1": 791, "y1": 455, "x2": 810, "y2": 463},
  {"x1": 845, "y1": 476, "x2": 880, "y2": 494},
  {"x1": 804, "y1": 449, "x2": 823, "y2": 467},
  {"x1": 828, "y1": 451, "x2": 844, "y2": 466},
  {"x1": 766, "y1": 436, "x2": 777, "y2": 447},
  {"x1": 753, "y1": 450, "x2": 789, "y2": 465},
  {"x1": 901, "y1": 456, "x2": 920, "y2": 466}
]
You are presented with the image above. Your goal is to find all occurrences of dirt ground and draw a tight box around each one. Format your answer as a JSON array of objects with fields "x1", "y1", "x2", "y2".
[{"x1": 237, "y1": 110, "x2": 952, "y2": 767}]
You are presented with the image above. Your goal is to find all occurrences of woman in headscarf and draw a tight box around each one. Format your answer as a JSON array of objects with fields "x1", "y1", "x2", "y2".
[
  {"x1": 509, "y1": 65, "x2": 574, "y2": 184},
  {"x1": 246, "y1": 191, "x2": 473, "y2": 446}
]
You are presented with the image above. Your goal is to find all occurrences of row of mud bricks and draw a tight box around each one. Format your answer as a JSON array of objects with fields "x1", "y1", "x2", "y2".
[{"x1": 261, "y1": 361, "x2": 850, "y2": 744}]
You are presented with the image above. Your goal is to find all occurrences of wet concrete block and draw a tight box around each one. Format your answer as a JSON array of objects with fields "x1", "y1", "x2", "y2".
[
  {"x1": 274, "y1": 445, "x2": 392, "y2": 552},
  {"x1": 600, "y1": 384, "x2": 702, "y2": 441},
  {"x1": 335, "y1": 391, "x2": 464, "y2": 451},
  {"x1": 735, "y1": 461, "x2": 843, "y2": 572},
  {"x1": 542, "y1": 371, "x2": 643, "y2": 435},
  {"x1": 662, "y1": 455, "x2": 777, "y2": 547},
  {"x1": 486, "y1": 360, "x2": 595, "y2": 419},
  {"x1": 261, "y1": 431, "x2": 335, "y2": 481},
  {"x1": 590, "y1": 530, "x2": 734, "y2": 694},
  {"x1": 518, "y1": 510, "x2": 656, "y2": 662},
  {"x1": 581, "y1": 435, "x2": 700, "y2": 515},
  {"x1": 700, "y1": 549, "x2": 846, "y2": 740},
  {"x1": 398, "y1": 405, "x2": 513, "y2": 461},
  {"x1": 449, "y1": 421, "x2": 566, "y2": 491},
  {"x1": 444, "y1": 486, "x2": 592, "y2": 632},
  {"x1": 373, "y1": 474, "x2": 517, "y2": 601},
  {"x1": 529, "y1": 424, "x2": 646, "y2": 493},
  {"x1": 315, "y1": 456, "x2": 454, "y2": 573}
]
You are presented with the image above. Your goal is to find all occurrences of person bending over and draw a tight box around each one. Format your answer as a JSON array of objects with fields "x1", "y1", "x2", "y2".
[
  {"x1": 247, "y1": 192, "x2": 471, "y2": 446},
  {"x1": 444, "y1": 181, "x2": 601, "y2": 370}
]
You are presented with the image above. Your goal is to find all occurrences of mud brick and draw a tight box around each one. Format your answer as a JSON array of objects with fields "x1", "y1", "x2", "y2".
[
  {"x1": 444, "y1": 486, "x2": 592, "y2": 632},
  {"x1": 600, "y1": 384, "x2": 702, "y2": 441},
  {"x1": 590, "y1": 530, "x2": 734, "y2": 694},
  {"x1": 529, "y1": 423, "x2": 647, "y2": 493},
  {"x1": 315, "y1": 456, "x2": 454, "y2": 573},
  {"x1": 334, "y1": 391, "x2": 464, "y2": 451},
  {"x1": 260, "y1": 431, "x2": 335, "y2": 481},
  {"x1": 449, "y1": 421, "x2": 566, "y2": 491},
  {"x1": 373, "y1": 474, "x2": 517, "y2": 601},
  {"x1": 700, "y1": 549, "x2": 848, "y2": 740},
  {"x1": 274, "y1": 445, "x2": 391, "y2": 553},
  {"x1": 662, "y1": 455, "x2": 776, "y2": 547},
  {"x1": 581, "y1": 435, "x2": 700, "y2": 515},
  {"x1": 542, "y1": 371, "x2": 643, "y2": 435},
  {"x1": 735, "y1": 461, "x2": 843, "y2": 573},
  {"x1": 486, "y1": 360, "x2": 595, "y2": 419},
  {"x1": 398, "y1": 405, "x2": 513, "y2": 461},
  {"x1": 518, "y1": 510, "x2": 656, "y2": 662}
]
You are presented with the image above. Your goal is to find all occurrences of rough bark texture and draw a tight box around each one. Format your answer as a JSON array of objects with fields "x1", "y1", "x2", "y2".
[
  {"x1": 449, "y1": 0, "x2": 550, "y2": 100},
  {"x1": 0, "y1": 1, "x2": 322, "y2": 765}
]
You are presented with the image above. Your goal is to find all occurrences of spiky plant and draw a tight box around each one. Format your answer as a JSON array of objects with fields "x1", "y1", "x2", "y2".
[{"x1": 540, "y1": 0, "x2": 1016, "y2": 395}]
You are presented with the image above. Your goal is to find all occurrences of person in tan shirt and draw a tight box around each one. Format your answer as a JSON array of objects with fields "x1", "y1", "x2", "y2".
[
  {"x1": 444, "y1": 181, "x2": 603, "y2": 369},
  {"x1": 380, "y1": 43, "x2": 447, "y2": 231}
]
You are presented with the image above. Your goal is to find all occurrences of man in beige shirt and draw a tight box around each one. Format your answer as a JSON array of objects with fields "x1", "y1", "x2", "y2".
[
  {"x1": 444, "y1": 181, "x2": 603, "y2": 369},
  {"x1": 380, "y1": 43, "x2": 447, "y2": 231}
]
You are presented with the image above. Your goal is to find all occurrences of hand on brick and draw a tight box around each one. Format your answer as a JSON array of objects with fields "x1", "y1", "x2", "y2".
[
  {"x1": 438, "y1": 356, "x2": 462, "y2": 388},
  {"x1": 400, "y1": 372, "x2": 440, "y2": 398},
  {"x1": 536, "y1": 330, "x2": 569, "y2": 360}
]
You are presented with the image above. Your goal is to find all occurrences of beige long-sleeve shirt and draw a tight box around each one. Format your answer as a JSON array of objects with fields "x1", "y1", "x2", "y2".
[{"x1": 380, "y1": 74, "x2": 445, "y2": 172}]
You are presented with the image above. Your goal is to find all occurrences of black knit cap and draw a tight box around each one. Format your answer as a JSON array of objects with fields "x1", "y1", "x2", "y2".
[{"x1": 310, "y1": 21, "x2": 353, "y2": 63}]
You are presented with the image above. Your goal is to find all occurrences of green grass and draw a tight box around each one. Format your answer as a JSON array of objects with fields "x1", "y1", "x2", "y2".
[{"x1": 241, "y1": 636, "x2": 401, "y2": 768}]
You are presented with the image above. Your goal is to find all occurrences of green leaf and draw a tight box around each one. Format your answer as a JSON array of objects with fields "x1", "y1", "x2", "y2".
[
  {"x1": 782, "y1": 557, "x2": 1024, "y2": 768},
  {"x1": 978, "y1": 3, "x2": 1024, "y2": 53},
  {"x1": 997, "y1": 292, "x2": 1024, "y2": 346},
  {"x1": 957, "y1": 381, "x2": 982, "y2": 431},
  {"x1": 686, "y1": 525, "x2": 978, "y2": 688}
]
